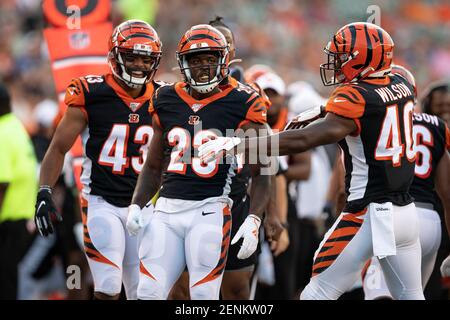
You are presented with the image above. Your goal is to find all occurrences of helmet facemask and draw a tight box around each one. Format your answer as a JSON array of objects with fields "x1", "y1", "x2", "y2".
[
  {"x1": 177, "y1": 48, "x2": 229, "y2": 94},
  {"x1": 109, "y1": 45, "x2": 161, "y2": 89},
  {"x1": 320, "y1": 42, "x2": 357, "y2": 86}
]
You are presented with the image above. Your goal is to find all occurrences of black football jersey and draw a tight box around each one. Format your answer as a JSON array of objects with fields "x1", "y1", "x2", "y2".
[
  {"x1": 409, "y1": 113, "x2": 450, "y2": 209},
  {"x1": 325, "y1": 74, "x2": 416, "y2": 213},
  {"x1": 150, "y1": 80, "x2": 267, "y2": 201},
  {"x1": 64, "y1": 74, "x2": 158, "y2": 207}
]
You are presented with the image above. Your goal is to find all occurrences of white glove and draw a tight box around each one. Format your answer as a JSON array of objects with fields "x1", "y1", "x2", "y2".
[
  {"x1": 440, "y1": 254, "x2": 450, "y2": 277},
  {"x1": 126, "y1": 203, "x2": 154, "y2": 237},
  {"x1": 198, "y1": 136, "x2": 241, "y2": 164},
  {"x1": 284, "y1": 105, "x2": 325, "y2": 130},
  {"x1": 231, "y1": 214, "x2": 261, "y2": 260}
]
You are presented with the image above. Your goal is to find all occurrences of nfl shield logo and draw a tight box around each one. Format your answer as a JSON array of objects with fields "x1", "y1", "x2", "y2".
[
  {"x1": 129, "y1": 102, "x2": 141, "y2": 112},
  {"x1": 69, "y1": 32, "x2": 90, "y2": 50},
  {"x1": 192, "y1": 103, "x2": 203, "y2": 112}
]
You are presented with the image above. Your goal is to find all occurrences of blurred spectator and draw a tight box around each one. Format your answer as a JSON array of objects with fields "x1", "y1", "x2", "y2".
[{"x1": 0, "y1": 82, "x2": 38, "y2": 299}]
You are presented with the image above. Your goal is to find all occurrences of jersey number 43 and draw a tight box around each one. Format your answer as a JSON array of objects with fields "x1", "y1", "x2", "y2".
[{"x1": 98, "y1": 124, "x2": 153, "y2": 174}]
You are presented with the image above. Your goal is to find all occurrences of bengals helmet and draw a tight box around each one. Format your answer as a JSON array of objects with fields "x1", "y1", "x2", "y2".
[
  {"x1": 108, "y1": 20, "x2": 162, "y2": 88},
  {"x1": 176, "y1": 24, "x2": 229, "y2": 93},
  {"x1": 320, "y1": 22, "x2": 394, "y2": 86},
  {"x1": 391, "y1": 64, "x2": 417, "y2": 102},
  {"x1": 244, "y1": 64, "x2": 274, "y2": 83}
]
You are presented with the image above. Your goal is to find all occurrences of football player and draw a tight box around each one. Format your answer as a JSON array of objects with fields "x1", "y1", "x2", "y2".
[
  {"x1": 167, "y1": 18, "x2": 284, "y2": 301},
  {"x1": 128, "y1": 25, "x2": 270, "y2": 300},
  {"x1": 34, "y1": 20, "x2": 162, "y2": 300},
  {"x1": 359, "y1": 65, "x2": 450, "y2": 299},
  {"x1": 199, "y1": 22, "x2": 425, "y2": 300}
]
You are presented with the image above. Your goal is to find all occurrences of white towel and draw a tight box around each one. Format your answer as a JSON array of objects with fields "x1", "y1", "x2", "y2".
[{"x1": 369, "y1": 202, "x2": 396, "y2": 259}]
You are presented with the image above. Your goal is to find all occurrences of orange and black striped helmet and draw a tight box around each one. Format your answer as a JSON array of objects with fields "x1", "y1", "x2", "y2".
[
  {"x1": 176, "y1": 24, "x2": 229, "y2": 93},
  {"x1": 391, "y1": 64, "x2": 417, "y2": 102},
  {"x1": 108, "y1": 20, "x2": 162, "y2": 88},
  {"x1": 320, "y1": 22, "x2": 394, "y2": 86}
]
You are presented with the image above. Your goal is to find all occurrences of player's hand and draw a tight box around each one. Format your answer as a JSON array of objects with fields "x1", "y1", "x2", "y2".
[
  {"x1": 198, "y1": 136, "x2": 241, "y2": 164},
  {"x1": 440, "y1": 254, "x2": 450, "y2": 277},
  {"x1": 270, "y1": 228, "x2": 290, "y2": 257},
  {"x1": 263, "y1": 214, "x2": 284, "y2": 243},
  {"x1": 34, "y1": 186, "x2": 62, "y2": 237},
  {"x1": 284, "y1": 105, "x2": 325, "y2": 130},
  {"x1": 231, "y1": 214, "x2": 261, "y2": 259},
  {"x1": 126, "y1": 203, "x2": 153, "y2": 236}
]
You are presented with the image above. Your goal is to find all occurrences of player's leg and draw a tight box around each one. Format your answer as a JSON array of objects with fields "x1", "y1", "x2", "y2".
[
  {"x1": 83, "y1": 195, "x2": 126, "y2": 300},
  {"x1": 186, "y1": 202, "x2": 231, "y2": 300},
  {"x1": 222, "y1": 195, "x2": 256, "y2": 300},
  {"x1": 121, "y1": 212, "x2": 139, "y2": 299},
  {"x1": 221, "y1": 269, "x2": 254, "y2": 300},
  {"x1": 300, "y1": 209, "x2": 373, "y2": 300},
  {"x1": 416, "y1": 206, "x2": 441, "y2": 287},
  {"x1": 168, "y1": 271, "x2": 190, "y2": 300},
  {"x1": 361, "y1": 257, "x2": 393, "y2": 300},
  {"x1": 137, "y1": 210, "x2": 186, "y2": 300},
  {"x1": 378, "y1": 203, "x2": 424, "y2": 300}
]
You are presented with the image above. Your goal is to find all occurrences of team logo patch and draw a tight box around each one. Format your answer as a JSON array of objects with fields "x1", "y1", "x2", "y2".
[
  {"x1": 129, "y1": 113, "x2": 140, "y2": 123},
  {"x1": 188, "y1": 115, "x2": 200, "y2": 125},
  {"x1": 69, "y1": 32, "x2": 90, "y2": 50},
  {"x1": 192, "y1": 103, "x2": 203, "y2": 112},
  {"x1": 129, "y1": 102, "x2": 141, "y2": 112}
]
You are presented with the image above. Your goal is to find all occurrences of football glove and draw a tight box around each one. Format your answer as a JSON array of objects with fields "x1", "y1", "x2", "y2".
[
  {"x1": 126, "y1": 203, "x2": 154, "y2": 237},
  {"x1": 34, "y1": 186, "x2": 62, "y2": 237},
  {"x1": 284, "y1": 105, "x2": 325, "y2": 130},
  {"x1": 198, "y1": 136, "x2": 241, "y2": 164},
  {"x1": 231, "y1": 214, "x2": 261, "y2": 259}
]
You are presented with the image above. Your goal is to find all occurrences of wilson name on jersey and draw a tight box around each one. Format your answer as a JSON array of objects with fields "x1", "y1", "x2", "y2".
[
  {"x1": 150, "y1": 80, "x2": 267, "y2": 201},
  {"x1": 325, "y1": 74, "x2": 416, "y2": 213},
  {"x1": 410, "y1": 113, "x2": 450, "y2": 209},
  {"x1": 64, "y1": 74, "x2": 158, "y2": 207}
]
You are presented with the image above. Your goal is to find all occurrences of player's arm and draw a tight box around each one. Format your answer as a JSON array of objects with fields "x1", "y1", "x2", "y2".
[
  {"x1": 435, "y1": 152, "x2": 450, "y2": 236},
  {"x1": 131, "y1": 117, "x2": 165, "y2": 209},
  {"x1": 284, "y1": 152, "x2": 311, "y2": 182},
  {"x1": 241, "y1": 122, "x2": 271, "y2": 220},
  {"x1": 269, "y1": 173, "x2": 290, "y2": 256},
  {"x1": 39, "y1": 107, "x2": 87, "y2": 187},
  {"x1": 230, "y1": 94, "x2": 272, "y2": 260},
  {"x1": 199, "y1": 86, "x2": 361, "y2": 161},
  {"x1": 35, "y1": 105, "x2": 87, "y2": 237},
  {"x1": 261, "y1": 113, "x2": 356, "y2": 156}
]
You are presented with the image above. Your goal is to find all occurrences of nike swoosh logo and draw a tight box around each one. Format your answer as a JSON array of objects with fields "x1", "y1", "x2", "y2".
[
  {"x1": 202, "y1": 211, "x2": 215, "y2": 216},
  {"x1": 334, "y1": 98, "x2": 346, "y2": 103},
  {"x1": 37, "y1": 201, "x2": 46, "y2": 213}
]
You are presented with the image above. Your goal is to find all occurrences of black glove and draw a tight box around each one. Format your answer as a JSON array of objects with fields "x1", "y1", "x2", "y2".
[{"x1": 34, "y1": 186, "x2": 62, "y2": 237}]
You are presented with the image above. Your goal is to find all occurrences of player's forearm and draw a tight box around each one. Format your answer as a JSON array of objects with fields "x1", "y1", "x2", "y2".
[
  {"x1": 275, "y1": 175, "x2": 288, "y2": 223},
  {"x1": 39, "y1": 145, "x2": 67, "y2": 188},
  {"x1": 265, "y1": 175, "x2": 278, "y2": 219},
  {"x1": 131, "y1": 161, "x2": 162, "y2": 209},
  {"x1": 248, "y1": 170, "x2": 271, "y2": 219}
]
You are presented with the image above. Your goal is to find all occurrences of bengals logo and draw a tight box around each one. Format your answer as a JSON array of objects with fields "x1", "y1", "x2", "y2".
[
  {"x1": 129, "y1": 113, "x2": 140, "y2": 123},
  {"x1": 188, "y1": 115, "x2": 200, "y2": 125}
]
